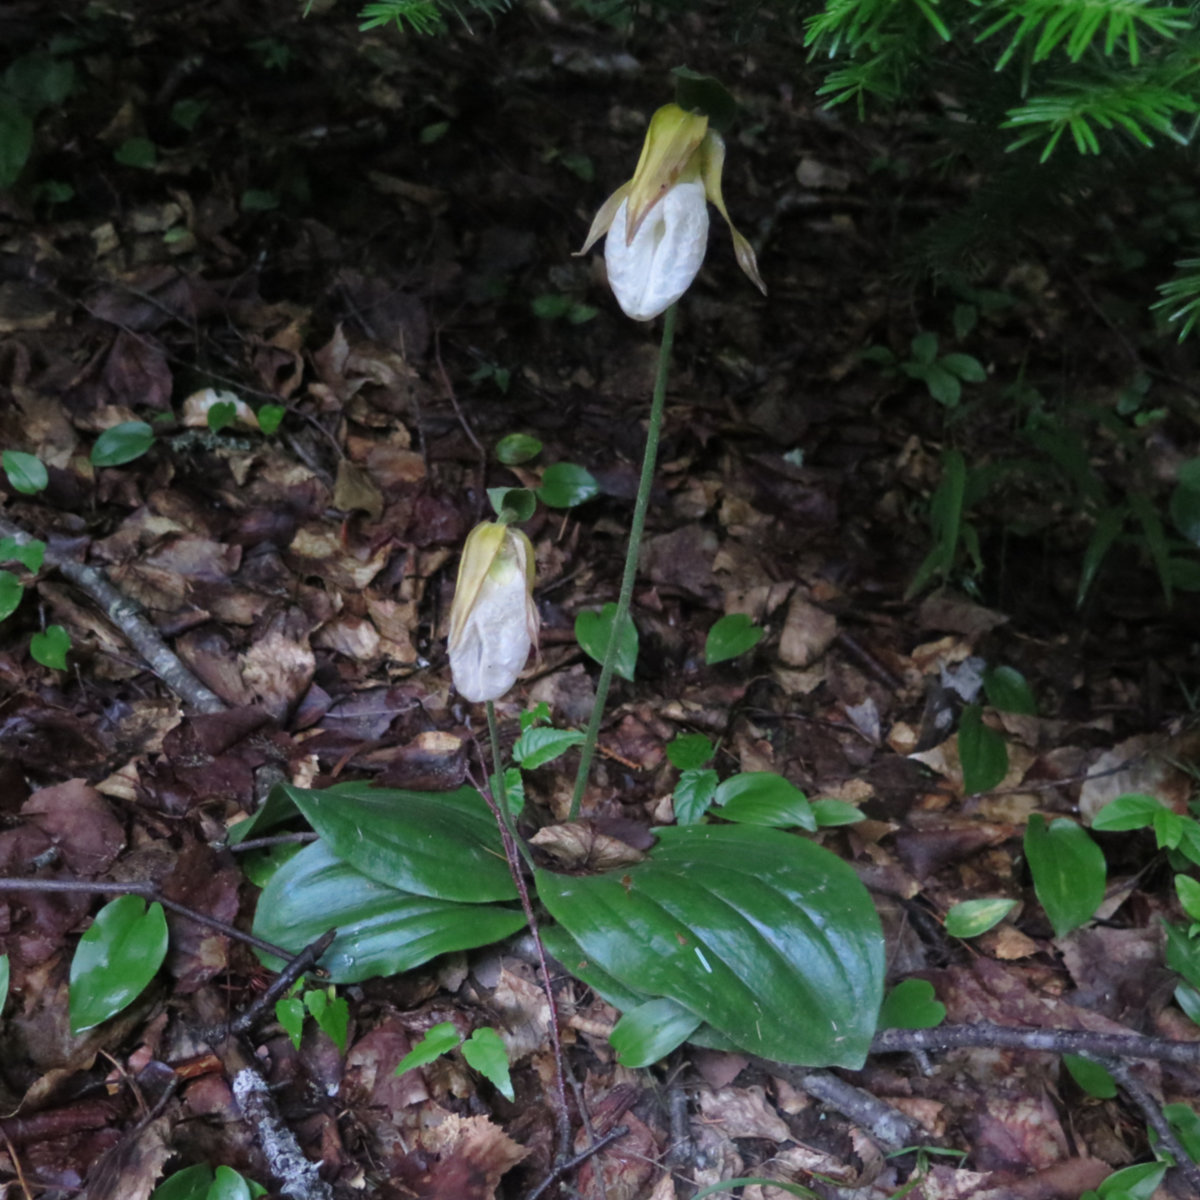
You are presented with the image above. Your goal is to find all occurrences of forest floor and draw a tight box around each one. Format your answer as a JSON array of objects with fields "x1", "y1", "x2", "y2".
[{"x1": 2, "y1": 2, "x2": 1200, "y2": 1198}]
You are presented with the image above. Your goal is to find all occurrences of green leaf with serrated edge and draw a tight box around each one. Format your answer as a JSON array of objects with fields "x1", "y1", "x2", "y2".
[
  {"x1": 982, "y1": 665, "x2": 1037, "y2": 715},
  {"x1": 2, "y1": 450, "x2": 47, "y2": 494},
  {"x1": 252, "y1": 842, "x2": 525, "y2": 984},
  {"x1": 91, "y1": 421, "x2": 155, "y2": 467},
  {"x1": 1091, "y1": 793, "x2": 1167, "y2": 831},
  {"x1": 878, "y1": 979, "x2": 945, "y2": 1030},
  {"x1": 495, "y1": 433, "x2": 542, "y2": 466},
  {"x1": 70, "y1": 896, "x2": 168, "y2": 1033},
  {"x1": 537, "y1": 824, "x2": 885, "y2": 1067},
  {"x1": 276, "y1": 996, "x2": 305, "y2": 1050},
  {"x1": 312, "y1": 992, "x2": 349, "y2": 1053},
  {"x1": 0, "y1": 571, "x2": 23, "y2": 621},
  {"x1": 151, "y1": 1164, "x2": 214, "y2": 1200},
  {"x1": 958, "y1": 705, "x2": 1008, "y2": 794},
  {"x1": 396, "y1": 1021, "x2": 461, "y2": 1076},
  {"x1": 257, "y1": 404, "x2": 285, "y2": 435},
  {"x1": 1176, "y1": 982, "x2": 1200, "y2": 1025},
  {"x1": 462, "y1": 1027, "x2": 513, "y2": 1100},
  {"x1": 611, "y1": 997, "x2": 702, "y2": 1068},
  {"x1": 811, "y1": 799, "x2": 864, "y2": 827},
  {"x1": 713, "y1": 772, "x2": 816, "y2": 831},
  {"x1": 705, "y1": 613, "x2": 764, "y2": 665},
  {"x1": 673, "y1": 768, "x2": 719, "y2": 824},
  {"x1": 538, "y1": 462, "x2": 599, "y2": 508},
  {"x1": 207, "y1": 401, "x2": 237, "y2": 434},
  {"x1": 487, "y1": 487, "x2": 536, "y2": 523},
  {"x1": 1063, "y1": 1054, "x2": 1116, "y2": 1099},
  {"x1": 666, "y1": 733, "x2": 713, "y2": 770},
  {"x1": 512, "y1": 727, "x2": 585, "y2": 769},
  {"x1": 1165, "y1": 920, "x2": 1200, "y2": 992},
  {"x1": 1178, "y1": 876, "x2": 1200, "y2": 924},
  {"x1": 575, "y1": 603, "x2": 637, "y2": 682},
  {"x1": 0, "y1": 953, "x2": 8, "y2": 1014},
  {"x1": 0, "y1": 535, "x2": 44, "y2": 572},
  {"x1": 31, "y1": 624, "x2": 69, "y2": 669},
  {"x1": 210, "y1": 1164, "x2": 252, "y2": 1200},
  {"x1": 1024, "y1": 815, "x2": 1105, "y2": 938},
  {"x1": 283, "y1": 782, "x2": 516, "y2": 902},
  {"x1": 944, "y1": 898, "x2": 1017, "y2": 938}
]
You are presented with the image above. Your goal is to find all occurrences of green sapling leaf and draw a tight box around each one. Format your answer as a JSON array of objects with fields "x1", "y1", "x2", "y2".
[
  {"x1": 395, "y1": 1021, "x2": 461, "y2": 1076},
  {"x1": 575, "y1": 603, "x2": 637, "y2": 680},
  {"x1": 461, "y1": 1026, "x2": 513, "y2": 1100},
  {"x1": 30, "y1": 624, "x2": 70, "y2": 669},
  {"x1": 1063, "y1": 1053, "x2": 1116, "y2": 1098},
  {"x1": 705, "y1": 613, "x2": 764, "y2": 664},
  {"x1": 944, "y1": 898, "x2": 1018, "y2": 938},
  {"x1": 276, "y1": 995, "x2": 306, "y2": 1050},
  {"x1": 257, "y1": 404, "x2": 286, "y2": 435},
  {"x1": 810, "y1": 798, "x2": 865, "y2": 827},
  {"x1": 958, "y1": 704, "x2": 1008, "y2": 794},
  {"x1": 0, "y1": 535, "x2": 45, "y2": 572},
  {"x1": 207, "y1": 401, "x2": 237, "y2": 434},
  {"x1": 713, "y1": 772, "x2": 816, "y2": 830},
  {"x1": 512, "y1": 726, "x2": 586, "y2": 769},
  {"x1": 1024, "y1": 815, "x2": 1105, "y2": 938},
  {"x1": 91, "y1": 421, "x2": 155, "y2": 467},
  {"x1": 982, "y1": 665, "x2": 1037, "y2": 715},
  {"x1": 0, "y1": 571, "x2": 24, "y2": 621},
  {"x1": 495, "y1": 433, "x2": 543, "y2": 466},
  {"x1": 673, "y1": 768, "x2": 719, "y2": 824},
  {"x1": 878, "y1": 979, "x2": 946, "y2": 1029},
  {"x1": 666, "y1": 733, "x2": 713, "y2": 770},
  {"x1": 539, "y1": 462, "x2": 599, "y2": 508}
]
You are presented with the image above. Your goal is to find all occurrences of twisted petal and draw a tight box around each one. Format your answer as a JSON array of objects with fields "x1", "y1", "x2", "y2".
[
  {"x1": 699, "y1": 131, "x2": 766, "y2": 296},
  {"x1": 604, "y1": 178, "x2": 709, "y2": 322}
]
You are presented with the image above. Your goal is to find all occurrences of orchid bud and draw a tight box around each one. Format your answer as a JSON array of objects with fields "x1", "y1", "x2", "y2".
[
  {"x1": 578, "y1": 102, "x2": 766, "y2": 321},
  {"x1": 448, "y1": 521, "x2": 539, "y2": 703}
]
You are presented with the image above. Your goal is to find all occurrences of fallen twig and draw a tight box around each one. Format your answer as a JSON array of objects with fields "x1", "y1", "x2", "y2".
[
  {"x1": 0, "y1": 517, "x2": 225, "y2": 713},
  {"x1": 526, "y1": 1124, "x2": 630, "y2": 1200},
  {"x1": 0, "y1": 876, "x2": 293, "y2": 962}
]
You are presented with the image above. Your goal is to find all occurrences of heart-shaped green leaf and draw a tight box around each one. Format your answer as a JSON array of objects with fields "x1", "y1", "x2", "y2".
[
  {"x1": 575, "y1": 603, "x2": 638, "y2": 681},
  {"x1": 30, "y1": 624, "x2": 70, "y2": 670},
  {"x1": 673, "y1": 768, "x2": 719, "y2": 824},
  {"x1": 461, "y1": 1027, "x2": 513, "y2": 1100},
  {"x1": 705, "y1": 613, "x2": 764, "y2": 665},
  {"x1": 878, "y1": 978, "x2": 946, "y2": 1029},
  {"x1": 70, "y1": 896, "x2": 168, "y2": 1033},
  {"x1": 537, "y1": 824, "x2": 884, "y2": 1067},
  {"x1": 713, "y1": 772, "x2": 816, "y2": 830},
  {"x1": 253, "y1": 841, "x2": 525, "y2": 983},
  {"x1": 283, "y1": 783, "x2": 516, "y2": 902},
  {"x1": 1024, "y1": 814, "x2": 1105, "y2": 938}
]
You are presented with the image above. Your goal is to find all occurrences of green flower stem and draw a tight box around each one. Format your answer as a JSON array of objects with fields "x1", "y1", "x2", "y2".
[
  {"x1": 569, "y1": 301, "x2": 678, "y2": 820},
  {"x1": 486, "y1": 700, "x2": 532, "y2": 869}
]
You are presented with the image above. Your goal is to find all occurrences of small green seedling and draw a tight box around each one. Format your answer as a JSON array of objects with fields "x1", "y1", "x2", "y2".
[
  {"x1": 863, "y1": 331, "x2": 986, "y2": 408},
  {"x1": 395, "y1": 1021, "x2": 513, "y2": 1101},
  {"x1": 276, "y1": 982, "x2": 349, "y2": 1053}
]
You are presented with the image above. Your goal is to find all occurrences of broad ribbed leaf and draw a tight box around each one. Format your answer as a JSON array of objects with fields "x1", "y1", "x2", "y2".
[
  {"x1": 284, "y1": 783, "x2": 516, "y2": 902},
  {"x1": 538, "y1": 824, "x2": 884, "y2": 1067},
  {"x1": 253, "y1": 841, "x2": 524, "y2": 982},
  {"x1": 611, "y1": 997, "x2": 702, "y2": 1067}
]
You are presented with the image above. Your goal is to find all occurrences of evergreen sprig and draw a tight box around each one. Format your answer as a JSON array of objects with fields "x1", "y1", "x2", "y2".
[{"x1": 358, "y1": 0, "x2": 512, "y2": 35}]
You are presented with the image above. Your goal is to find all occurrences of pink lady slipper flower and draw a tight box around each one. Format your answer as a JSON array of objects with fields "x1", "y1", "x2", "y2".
[
  {"x1": 448, "y1": 520, "x2": 539, "y2": 703},
  {"x1": 579, "y1": 102, "x2": 766, "y2": 321}
]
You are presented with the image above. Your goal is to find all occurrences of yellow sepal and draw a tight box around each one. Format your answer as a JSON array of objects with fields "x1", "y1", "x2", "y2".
[
  {"x1": 447, "y1": 521, "x2": 508, "y2": 654},
  {"x1": 624, "y1": 103, "x2": 709, "y2": 244},
  {"x1": 699, "y1": 131, "x2": 767, "y2": 296}
]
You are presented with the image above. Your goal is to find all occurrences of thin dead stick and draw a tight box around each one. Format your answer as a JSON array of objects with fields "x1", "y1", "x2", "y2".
[
  {"x1": 873, "y1": 1023, "x2": 1200, "y2": 1066},
  {"x1": 0, "y1": 876, "x2": 292, "y2": 961},
  {"x1": 432, "y1": 328, "x2": 487, "y2": 525},
  {"x1": 0, "y1": 517, "x2": 224, "y2": 713},
  {"x1": 526, "y1": 1124, "x2": 630, "y2": 1200},
  {"x1": 1086, "y1": 1054, "x2": 1200, "y2": 1194}
]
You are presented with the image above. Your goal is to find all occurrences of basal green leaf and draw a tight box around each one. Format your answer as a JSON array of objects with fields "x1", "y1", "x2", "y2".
[
  {"x1": 610, "y1": 997, "x2": 702, "y2": 1068},
  {"x1": 810, "y1": 798, "x2": 865, "y2": 827},
  {"x1": 982, "y1": 665, "x2": 1037, "y2": 715},
  {"x1": 878, "y1": 978, "x2": 945, "y2": 1029},
  {"x1": 210, "y1": 1164, "x2": 253, "y2": 1200},
  {"x1": 666, "y1": 733, "x2": 714, "y2": 770},
  {"x1": 1024, "y1": 815, "x2": 1105, "y2": 937},
  {"x1": 1063, "y1": 1053, "x2": 1116, "y2": 1099},
  {"x1": 944, "y1": 897, "x2": 1017, "y2": 938},
  {"x1": 1092, "y1": 1162, "x2": 1165, "y2": 1200},
  {"x1": 537, "y1": 824, "x2": 884, "y2": 1067},
  {"x1": 151, "y1": 1164, "x2": 214, "y2": 1200},
  {"x1": 396, "y1": 1021, "x2": 461, "y2": 1075},
  {"x1": 539, "y1": 462, "x2": 599, "y2": 508},
  {"x1": 252, "y1": 842, "x2": 525, "y2": 983},
  {"x1": 575, "y1": 603, "x2": 637, "y2": 681},
  {"x1": 70, "y1": 896, "x2": 168, "y2": 1033},
  {"x1": 226, "y1": 781, "x2": 300, "y2": 845},
  {"x1": 2, "y1": 450, "x2": 47, "y2": 494},
  {"x1": 91, "y1": 421, "x2": 155, "y2": 467},
  {"x1": 283, "y1": 782, "x2": 516, "y2": 902},
  {"x1": 713, "y1": 772, "x2": 816, "y2": 831},
  {"x1": 462, "y1": 1027, "x2": 513, "y2": 1100},
  {"x1": 958, "y1": 704, "x2": 1008, "y2": 794},
  {"x1": 705, "y1": 613, "x2": 764, "y2": 665},
  {"x1": 673, "y1": 768, "x2": 719, "y2": 824},
  {"x1": 512, "y1": 726, "x2": 585, "y2": 769}
]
